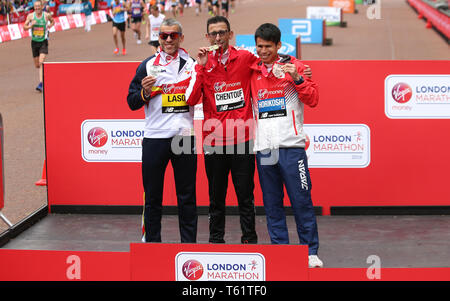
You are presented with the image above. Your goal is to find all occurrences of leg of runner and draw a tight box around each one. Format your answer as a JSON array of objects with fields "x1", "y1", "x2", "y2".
[
  {"x1": 38, "y1": 52, "x2": 45, "y2": 84},
  {"x1": 112, "y1": 26, "x2": 119, "y2": 53},
  {"x1": 136, "y1": 21, "x2": 142, "y2": 44},
  {"x1": 120, "y1": 27, "x2": 126, "y2": 54}
]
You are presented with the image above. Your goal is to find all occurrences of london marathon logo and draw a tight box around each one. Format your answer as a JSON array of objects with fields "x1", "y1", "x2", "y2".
[{"x1": 87, "y1": 127, "x2": 108, "y2": 147}]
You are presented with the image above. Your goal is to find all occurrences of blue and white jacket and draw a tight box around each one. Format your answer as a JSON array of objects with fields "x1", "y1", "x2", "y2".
[{"x1": 127, "y1": 48, "x2": 196, "y2": 139}]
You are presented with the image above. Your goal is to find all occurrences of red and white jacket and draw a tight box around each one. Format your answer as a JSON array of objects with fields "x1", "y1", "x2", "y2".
[
  {"x1": 249, "y1": 54, "x2": 319, "y2": 151},
  {"x1": 185, "y1": 46, "x2": 259, "y2": 146}
]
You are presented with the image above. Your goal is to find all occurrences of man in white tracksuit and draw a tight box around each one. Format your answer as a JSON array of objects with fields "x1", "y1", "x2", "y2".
[
  {"x1": 126, "y1": 18, "x2": 198, "y2": 243},
  {"x1": 249, "y1": 23, "x2": 323, "y2": 268}
]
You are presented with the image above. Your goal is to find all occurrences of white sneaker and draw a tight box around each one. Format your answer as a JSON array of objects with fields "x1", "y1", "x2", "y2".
[
  {"x1": 137, "y1": 39, "x2": 142, "y2": 45},
  {"x1": 308, "y1": 255, "x2": 323, "y2": 268}
]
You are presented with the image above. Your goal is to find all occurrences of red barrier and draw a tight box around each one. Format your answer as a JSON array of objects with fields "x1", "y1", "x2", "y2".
[
  {"x1": 131, "y1": 243, "x2": 308, "y2": 281},
  {"x1": 407, "y1": 0, "x2": 450, "y2": 38},
  {"x1": 43, "y1": 61, "x2": 450, "y2": 213},
  {"x1": 0, "y1": 246, "x2": 449, "y2": 281},
  {"x1": 0, "y1": 114, "x2": 4, "y2": 210}
]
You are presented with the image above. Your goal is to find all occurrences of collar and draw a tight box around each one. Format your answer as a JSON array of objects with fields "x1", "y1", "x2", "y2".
[{"x1": 154, "y1": 47, "x2": 189, "y2": 66}]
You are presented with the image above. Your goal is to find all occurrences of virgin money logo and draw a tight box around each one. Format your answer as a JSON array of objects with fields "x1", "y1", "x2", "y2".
[
  {"x1": 214, "y1": 81, "x2": 226, "y2": 92},
  {"x1": 87, "y1": 127, "x2": 108, "y2": 147},
  {"x1": 305, "y1": 134, "x2": 310, "y2": 150},
  {"x1": 258, "y1": 89, "x2": 268, "y2": 100},
  {"x1": 392, "y1": 83, "x2": 412, "y2": 103},
  {"x1": 182, "y1": 260, "x2": 204, "y2": 281},
  {"x1": 162, "y1": 84, "x2": 175, "y2": 94}
]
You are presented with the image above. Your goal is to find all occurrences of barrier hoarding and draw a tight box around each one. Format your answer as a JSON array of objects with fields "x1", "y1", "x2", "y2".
[
  {"x1": 43, "y1": 61, "x2": 450, "y2": 214},
  {"x1": 278, "y1": 18, "x2": 330, "y2": 45},
  {"x1": 329, "y1": 0, "x2": 356, "y2": 14},
  {"x1": 307, "y1": 6, "x2": 346, "y2": 27},
  {"x1": 1, "y1": 245, "x2": 449, "y2": 281},
  {"x1": 0, "y1": 113, "x2": 12, "y2": 227},
  {"x1": 0, "y1": 114, "x2": 3, "y2": 210},
  {"x1": 235, "y1": 34, "x2": 296, "y2": 57}
]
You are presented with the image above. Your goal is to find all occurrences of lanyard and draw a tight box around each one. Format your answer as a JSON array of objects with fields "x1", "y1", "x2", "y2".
[{"x1": 153, "y1": 50, "x2": 179, "y2": 67}]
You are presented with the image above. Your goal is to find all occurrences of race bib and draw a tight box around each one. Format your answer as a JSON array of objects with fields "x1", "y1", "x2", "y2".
[
  {"x1": 33, "y1": 26, "x2": 45, "y2": 38},
  {"x1": 213, "y1": 81, "x2": 245, "y2": 112},
  {"x1": 161, "y1": 82, "x2": 189, "y2": 113},
  {"x1": 257, "y1": 87, "x2": 287, "y2": 119},
  {"x1": 151, "y1": 27, "x2": 159, "y2": 40}
]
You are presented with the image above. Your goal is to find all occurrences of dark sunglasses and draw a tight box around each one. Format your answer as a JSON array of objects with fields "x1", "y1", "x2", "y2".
[
  {"x1": 159, "y1": 32, "x2": 182, "y2": 40},
  {"x1": 207, "y1": 30, "x2": 229, "y2": 38}
]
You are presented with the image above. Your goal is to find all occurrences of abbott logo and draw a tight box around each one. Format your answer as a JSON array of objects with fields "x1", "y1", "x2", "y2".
[{"x1": 292, "y1": 20, "x2": 311, "y2": 36}]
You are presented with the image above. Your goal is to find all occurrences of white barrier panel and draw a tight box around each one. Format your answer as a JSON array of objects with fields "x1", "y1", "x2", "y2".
[{"x1": 0, "y1": 10, "x2": 111, "y2": 43}]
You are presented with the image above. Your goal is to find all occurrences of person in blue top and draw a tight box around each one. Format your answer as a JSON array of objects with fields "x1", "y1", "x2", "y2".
[
  {"x1": 83, "y1": 0, "x2": 93, "y2": 32},
  {"x1": 111, "y1": 0, "x2": 127, "y2": 55}
]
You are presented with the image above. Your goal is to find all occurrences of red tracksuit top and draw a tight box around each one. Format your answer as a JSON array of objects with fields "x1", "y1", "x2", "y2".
[{"x1": 185, "y1": 46, "x2": 259, "y2": 146}]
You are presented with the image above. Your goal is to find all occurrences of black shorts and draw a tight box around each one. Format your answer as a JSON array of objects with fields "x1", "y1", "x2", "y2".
[
  {"x1": 131, "y1": 16, "x2": 142, "y2": 23},
  {"x1": 221, "y1": 1, "x2": 229, "y2": 10},
  {"x1": 148, "y1": 40, "x2": 160, "y2": 48},
  {"x1": 113, "y1": 21, "x2": 126, "y2": 31},
  {"x1": 31, "y1": 39, "x2": 48, "y2": 57}
]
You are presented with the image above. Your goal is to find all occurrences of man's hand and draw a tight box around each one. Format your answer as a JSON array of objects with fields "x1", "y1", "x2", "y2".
[
  {"x1": 141, "y1": 75, "x2": 157, "y2": 96},
  {"x1": 197, "y1": 47, "x2": 210, "y2": 66},
  {"x1": 281, "y1": 63, "x2": 301, "y2": 82},
  {"x1": 304, "y1": 64, "x2": 312, "y2": 79}
]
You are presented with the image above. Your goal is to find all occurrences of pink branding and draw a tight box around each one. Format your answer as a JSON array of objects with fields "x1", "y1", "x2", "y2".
[
  {"x1": 214, "y1": 81, "x2": 242, "y2": 93},
  {"x1": 392, "y1": 83, "x2": 412, "y2": 103},
  {"x1": 87, "y1": 127, "x2": 108, "y2": 147},
  {"x1": 162, "y1": 83, "x2": 188, "y2": 94},
  {"x1": 257, "y1": 88, "x2": 284, "y2": 100},
  {"x1": 182, "y1": 260, "x2": 204, "y2": 281}
]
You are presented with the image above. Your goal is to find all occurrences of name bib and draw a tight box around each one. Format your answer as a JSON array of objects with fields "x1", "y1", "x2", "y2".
[
  {"x1": 213, "y1": 81, "x2": 245, "y2": 112},
  {"x1": 257, "y1": 88, "x2": 287, "y2": 119},
  {"x1": 161, "y1": 83, "x2": 189, "y2": 113}
]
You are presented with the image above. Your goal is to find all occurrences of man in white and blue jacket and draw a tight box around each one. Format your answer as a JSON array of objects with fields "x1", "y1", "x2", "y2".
[{"x1": 127, "y1": 18, "x2": 198, "y2": 243}]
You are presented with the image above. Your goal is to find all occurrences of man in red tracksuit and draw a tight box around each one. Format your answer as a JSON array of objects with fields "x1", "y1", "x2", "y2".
[{"x1": 185, "y1": 16, "x2": 259, "y2": 244}]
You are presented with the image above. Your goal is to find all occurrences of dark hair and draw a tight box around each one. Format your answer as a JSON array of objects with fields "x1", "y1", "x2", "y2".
[
  {"x1": 254, "y1": 23, "x2": 281, "y2": 44},
  {"x1": 206, "y1": 16, "x2": 231, "y2": 33}
]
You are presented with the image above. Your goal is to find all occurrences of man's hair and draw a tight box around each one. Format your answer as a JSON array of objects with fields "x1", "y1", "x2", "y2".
[
  {"x1": 206, "y1": 16, "x2": 230, "y2": 33},
  {"x1": 254, "y1": 23, "x2": 281, "y2": 44},
  {"x1": 150, "y1": 5, "x2": 159, "y2": 11},
  {"x1": 161, "y1": 18, "x2": 183, "y2": 34}
]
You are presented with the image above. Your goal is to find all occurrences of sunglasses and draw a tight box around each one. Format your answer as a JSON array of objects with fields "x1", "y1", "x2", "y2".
[
  {"x1": 207, "y1": 30, "x2": 229, "y2": 38},
  {"x1": 159, "y1": 32, "x2": 182, "y2": 40}
]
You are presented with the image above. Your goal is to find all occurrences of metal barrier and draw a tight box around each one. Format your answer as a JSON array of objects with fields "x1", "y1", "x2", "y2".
[{"x1": 0, "y1": 113, "x2": 13, "y2": 227}]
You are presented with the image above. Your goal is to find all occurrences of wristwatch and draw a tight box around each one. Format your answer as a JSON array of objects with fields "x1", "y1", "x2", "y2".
[{"x1": 294, "y1": 76, "x2": 304, "y2": 85}]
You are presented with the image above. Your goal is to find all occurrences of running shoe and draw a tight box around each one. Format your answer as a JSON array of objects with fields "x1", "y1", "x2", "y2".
[
  {"x1": 137, "y1": 39, "x2": 142, "y2": 45},
  {"x1": 308, "y1": 255, "x2": 323, "y2": 268},
  {"x1": 36, "y1": 82, "x2": 43, "y2": 92},
  {"x1": 122, "y1": 49, "x2": 127, "y2": 55},
  {"x1": 113, "y1": 48, "x2": 119, "y2": 54}
]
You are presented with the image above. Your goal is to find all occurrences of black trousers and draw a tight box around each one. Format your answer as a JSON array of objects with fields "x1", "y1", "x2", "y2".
[
  {"x1": 142, "y1": 136, "x2": 197, "y2": 243},
  {"x1": 204, "y1": 141, "x2": 258, "y2": 243}
]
